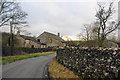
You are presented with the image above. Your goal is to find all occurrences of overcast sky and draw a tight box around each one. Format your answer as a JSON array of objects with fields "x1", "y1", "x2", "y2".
[{"x1": 2, "y1": 0, "x2": 119, "y2": 40}]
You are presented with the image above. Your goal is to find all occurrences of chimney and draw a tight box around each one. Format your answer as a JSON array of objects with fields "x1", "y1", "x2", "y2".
[
  {"x1": 16, "y1": 31, "x2": 20, "y2": 36},
  {"x1": 58, "y1": 33, "x2": 60, "y2": 37}
]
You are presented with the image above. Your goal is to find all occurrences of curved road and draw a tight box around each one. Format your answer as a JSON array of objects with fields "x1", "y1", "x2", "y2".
[{"x1": 2, "y1": 53, "x2": 56, "y2": 78}]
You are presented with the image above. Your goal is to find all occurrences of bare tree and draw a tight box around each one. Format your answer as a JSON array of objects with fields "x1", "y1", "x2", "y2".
[
  {"x1": 77, "y1": 33, "x2": 86, "y2": 41},
  {"x1": 0, "y1": 0, "x2": 28, "y2": 27},
  {"x1": 0, "y1": 0, "x2": 15, "y2": 27},
  {"x1": 83, "y1": 24, "x2": 92, "y2": 41},
  {"x1": 92, "y1": 22, "x2": 100, "y2": 39},
  {"x1": 95, "y1": 2, "x2": 120, "y2": 47},
  {"x1": 77, "y1": 24, "x2": 92, "y2": 47},
  {"x1": 0, "y1": 0, "x2": 28, "y2": 55},
  {"x1": 89, "y1": 21, "x2": 101, "y2": 47}
]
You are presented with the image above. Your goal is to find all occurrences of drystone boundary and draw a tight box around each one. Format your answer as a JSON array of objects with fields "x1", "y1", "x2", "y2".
[{"x1": 56, "y1": 47, "x2": 120, "y2": 79}]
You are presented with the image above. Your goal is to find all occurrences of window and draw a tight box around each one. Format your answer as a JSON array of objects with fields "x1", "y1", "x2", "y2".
[
  {"x1": 31, "y1": 45, "x2": 34, "y2": 48},
  {"x1": 50, "y1": 39, "x2": 52, "y2": 43},
  {"x1": 26, "y1": 40, "x2": 30, "y2": 44},
  {"x1": 37, "y1": 39, "x2": 40, "y2": 42}
]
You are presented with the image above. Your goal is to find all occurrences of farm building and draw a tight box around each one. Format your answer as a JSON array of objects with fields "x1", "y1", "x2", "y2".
[
  {"x1": 37, "y1": 32, "x2": 65, "y2": 48},
  {"x1": 2, "y1": 32, "x2": 46, "y2": 48}
]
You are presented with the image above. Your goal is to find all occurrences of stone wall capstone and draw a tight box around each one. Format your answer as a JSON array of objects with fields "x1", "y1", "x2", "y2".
[{"x1": 56, "y1": 47, "x2": 120, "y2": 79}]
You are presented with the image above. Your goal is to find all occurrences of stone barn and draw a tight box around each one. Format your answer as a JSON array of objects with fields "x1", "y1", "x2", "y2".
[{"x1": 37, "y1": 32, "x2": 65, "y2": 48}]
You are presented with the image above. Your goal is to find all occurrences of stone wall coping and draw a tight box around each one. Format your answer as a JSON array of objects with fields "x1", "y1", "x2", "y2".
[{"x1": 59, "y1": 47, "x2": 120, "y2": 50}]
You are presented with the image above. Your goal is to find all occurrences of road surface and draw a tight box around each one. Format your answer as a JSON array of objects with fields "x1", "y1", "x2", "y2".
[{"x1": 2, "y1": 53, "x2": 56, "y2": 79}]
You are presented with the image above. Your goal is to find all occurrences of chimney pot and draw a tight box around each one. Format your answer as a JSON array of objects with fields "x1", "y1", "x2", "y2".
[{"x1": 58, "y1": 33, "x2": 60, "y2": 37}]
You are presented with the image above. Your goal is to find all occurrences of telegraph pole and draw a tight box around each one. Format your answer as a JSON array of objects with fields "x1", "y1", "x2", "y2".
[{"x1": 10, "y1": 21, "x2": 13, "y2": 56}]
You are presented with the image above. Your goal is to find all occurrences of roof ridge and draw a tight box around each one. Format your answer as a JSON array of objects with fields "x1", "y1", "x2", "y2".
[{"x1": 44, "y1": 31, "x2": 57, "y2": 36}]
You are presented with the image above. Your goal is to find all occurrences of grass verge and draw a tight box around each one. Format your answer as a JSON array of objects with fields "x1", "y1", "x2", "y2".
[
  {"x1": 48, "y1": 58, "x2": 81, "y2": 79},
  {"x1": 0, "y1": 51, "x2": 55, "y2": 64}
]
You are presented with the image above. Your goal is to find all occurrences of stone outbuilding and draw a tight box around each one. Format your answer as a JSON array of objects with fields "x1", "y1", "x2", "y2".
[
  {"x1": 2, "y1": 32, "x2": 46, "y2": 48},
  {"x1": 15, "y1": 35, "x2": 42, "y2": 48}
]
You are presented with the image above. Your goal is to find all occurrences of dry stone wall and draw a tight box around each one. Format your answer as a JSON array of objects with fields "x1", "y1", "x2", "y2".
[{"x1": 56, "y1": 47, "x2": 120, "y2": 80}]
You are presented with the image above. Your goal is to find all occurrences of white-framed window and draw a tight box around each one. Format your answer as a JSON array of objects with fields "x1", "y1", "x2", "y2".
[
  {"x1": 25, "y1": 40, "x2": 30, "y2": 47},
  {"x1": 26, "y1": 40, "x2": 30, "y2": 44}
]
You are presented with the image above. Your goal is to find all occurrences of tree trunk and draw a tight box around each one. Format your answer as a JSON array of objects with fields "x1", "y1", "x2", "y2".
[{"x1": 10, "y1": 22, "x2": 13, "y2": 56}]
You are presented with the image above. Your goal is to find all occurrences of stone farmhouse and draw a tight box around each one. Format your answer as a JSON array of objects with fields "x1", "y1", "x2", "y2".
[
  {"x1": 2, "y1": 31, "x2": 65, "y2": 48},
  {"x1": 37, "y1": 32, "x2": 65, "y2": 48},
  {"x1": 2, "y1": 32, "x2": 45, "y2": 48},
  {"x1": 15, "y1": 35, "x2": 45, "y2": 48}
]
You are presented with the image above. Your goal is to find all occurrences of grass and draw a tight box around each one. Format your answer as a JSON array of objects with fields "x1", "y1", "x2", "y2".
[
  {"x1": 48, "y1": 58, "x2": 81, "y2": 79},
  {"x1": 0, "y1": 51, "x2": 55, "y2": 64}
]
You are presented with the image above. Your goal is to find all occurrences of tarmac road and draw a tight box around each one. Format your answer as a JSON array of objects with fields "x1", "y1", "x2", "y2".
[{"x1": 2, "y1": 53, "x2": 56, "y2": 79}]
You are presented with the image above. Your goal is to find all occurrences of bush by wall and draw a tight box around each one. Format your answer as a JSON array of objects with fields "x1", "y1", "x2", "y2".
[
  {"x1": 2, "y1": 46, "x2": 56, "y2": 56},
  {"x1": 56, "y1": 47, "x2": 120, "y2": 80}
]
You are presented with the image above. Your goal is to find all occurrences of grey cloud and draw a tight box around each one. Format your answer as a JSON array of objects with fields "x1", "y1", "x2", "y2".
[{"x1": 20, "y1": 2, "x2": 117, "y2": 38}]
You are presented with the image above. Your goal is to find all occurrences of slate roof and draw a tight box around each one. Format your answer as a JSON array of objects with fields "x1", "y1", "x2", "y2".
[{"x1": 20, "y1": 35, "x2": 46, "y2": 45}]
